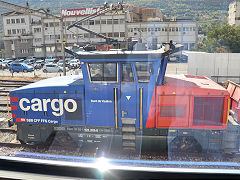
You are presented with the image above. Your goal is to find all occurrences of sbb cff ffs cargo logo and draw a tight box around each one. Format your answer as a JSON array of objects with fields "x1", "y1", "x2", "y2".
[{"x1": 19, "y1": 98, "x2": 77, "y2": 117}]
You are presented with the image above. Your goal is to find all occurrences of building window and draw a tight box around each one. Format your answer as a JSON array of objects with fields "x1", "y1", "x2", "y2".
[
  {"x1": 46, "y1": 47, "x2": 51, "y2": 52},
  {"x1": 16, "y1": 19, "x2": 20, "y2": 23},
  {"x1": 55, "y1": 22, "x2": 59, "y2": 27},
  {"x1": 17, "y1": 29, "x2": 22, "y2": 34},
  {"x1": 114, "y1": 32, "x2": 119, "y2": 37},
  {"x1": 7, "y1": 30, "x2": 11, "y2": 35},
  {"x1": 57, "y1": 46, "x2": 62, "y2": 52},
  {"x1": 89, "y1": 20, "x2": 94, "y2": 25},
  {"x1": 20, "y1": 49, "x2": 29, "y2": 54},
  {"x1": 35, "y1": 48, "x2": 42, "y2": 53},
  {"x1": 183, "y1": 43, "x2": 188, "y2": 50},
  {"x1": 20, "y1": 39, "x2": 28, "y2": 43},
  {"x1": 107, "y1": 19, "x2": 112, "y2": 24},
  {"x1": 12, "y1": 29, "x2": 16, "y2": 34},
  {"x1": 120, "y1": 19, "x2": 125, "y2": 24},
  {"x1": 22, "y1": 29, "x2": 26, "y2": 34},
  {"x1": 120, "y1": 32, "x2": 125, "y2": 37},
  {"x1": 34, "y1": 28, "x2": 41, "y2": 33},
  {"x1": 95, "y1": 20, "x2": 100, "y2": 25},
  {"x1": 113, "y1": 19, "x2": 119, "y2": 24},
  {"x1": 44, "y1": 23, "x2": 49, "y2": 27},
  {"x1": 90, "y1": 34, "x2": 95, "y2": 38},
  {"x1": 55, "y1": 35, "x2": 60, "y2": 39},
  {"x1": 84, "y1": 33, "x2": 89, "y2": 38},
  {"x1": 45, "y1": 35, "x2": 50, "y2": 40},
  {"x1": 101, "y1": 19, "x2": 106, "y2": 24},
  {"x1": 50, "y1": 35, "x2": 55, "y2": 40},
  {"x1": 21, "y1": 18, "x2": 25, "y2": 23},
  {"x1": 35, "y1": 38, "x2": 42, "y2": 42},
  {"x1": 6, "y1": 19, "x2": 10, "y2": 24},
  {"x1": 108, "y1": 33, "x2": 113, "y2": 37},
  {"x1": 11, "y1": 19, "x2": 15, "y2": 24},
  {"x1": 49, "y1": 22, "x2": 54, "y2": 27}
]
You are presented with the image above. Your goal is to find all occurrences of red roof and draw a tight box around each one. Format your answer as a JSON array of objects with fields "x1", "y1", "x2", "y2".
[{"x1": 157, "y1": 74, "x2": 229, "y2": 96}]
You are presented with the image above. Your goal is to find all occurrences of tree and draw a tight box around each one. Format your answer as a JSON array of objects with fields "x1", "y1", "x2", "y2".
[{"x1": 197, "y1": 24, "x2": 240, "y2": 53}]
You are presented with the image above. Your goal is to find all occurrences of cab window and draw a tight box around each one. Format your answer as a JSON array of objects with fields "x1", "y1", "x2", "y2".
[
  {"x1": 121, "y1": 63, "x2": 134, "y2": 82},
  {"x1": 88, "y1": 62, "x2": 117, "y2": 82},
  {"x1": 135, "y1": 62, "x2": 153, "y2": 82}
]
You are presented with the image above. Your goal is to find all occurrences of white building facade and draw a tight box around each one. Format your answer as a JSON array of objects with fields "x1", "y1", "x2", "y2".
[
  {"x1": 2, "y1": 6, "x2": 198, "y2": 58},
  {"x1": 127, "y1": 19, "x2": 197, "y2": 50},
  {"x1": 228, "y1": 0, "x2": 240, "y2": 26}
]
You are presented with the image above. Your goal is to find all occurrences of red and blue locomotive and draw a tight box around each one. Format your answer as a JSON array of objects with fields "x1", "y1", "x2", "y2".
[{"x1": 8, "y1": 45, "x2": 240, "y2": 153}]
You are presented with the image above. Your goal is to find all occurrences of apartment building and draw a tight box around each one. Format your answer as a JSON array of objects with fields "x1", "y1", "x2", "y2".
[{"x1": 228, "y1": 0, "x2": 240, "y2": 26}]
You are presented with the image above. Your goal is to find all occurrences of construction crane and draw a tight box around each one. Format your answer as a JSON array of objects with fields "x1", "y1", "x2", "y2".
[
  {"x1": 0, "y1": 0, "x2": 68, "y2": 76},
  {"x1": 67, "y1": 2, "x2": 124, "y2": 49}
]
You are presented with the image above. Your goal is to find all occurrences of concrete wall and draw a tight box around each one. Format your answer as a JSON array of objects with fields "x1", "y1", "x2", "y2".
[{"x1": 187, "y1": 52, "x2": 240, "y2": 83}]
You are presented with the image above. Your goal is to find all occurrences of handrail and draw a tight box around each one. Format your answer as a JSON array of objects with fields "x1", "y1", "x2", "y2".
[
  {"x1": 225, "y1": 80, "x2": 240, "y2": 89},
  {"x1": 140, "y1": 88, "x2": 143, "y2": 130},
  {"x1": 114, "y1": 88, "x2": 118, "y2": 129}
]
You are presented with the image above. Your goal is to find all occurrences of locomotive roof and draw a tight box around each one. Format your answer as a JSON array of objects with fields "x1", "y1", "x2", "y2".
[
  {"x1": 67, "y1": 44, "x2": 183, "y2": 60},
  {"x1": 12, "y1": 75, "x2": 83, "y2": 92},
  {"x1": 160, "y1": 74, "x2": 229, "y2": 96},
  {"x1": 75, "y1": 49, "x2": 165, "y2": 60}
]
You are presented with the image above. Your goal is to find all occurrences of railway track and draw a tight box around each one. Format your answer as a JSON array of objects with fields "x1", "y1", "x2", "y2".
[{"x1": 0, "y1": 79, "x2": 33, "y2": 113}]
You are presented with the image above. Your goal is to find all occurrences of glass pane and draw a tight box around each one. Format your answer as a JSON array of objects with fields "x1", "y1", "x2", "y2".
[
  {"x1": 88, "y1": 63, "x2": 117, "y2": 82},
  {"x1": 88, "y1": 63, "x2": 103, "y2": 81},
  {"x1": 121, "y1": 63, "x2": 134, "y2": 82},
  {"x1": 103, "y1": 63, "x2": 117, "y2": 81},
  {"x1": 135, "y1": 62, "x2": 153, "y2": 82}
]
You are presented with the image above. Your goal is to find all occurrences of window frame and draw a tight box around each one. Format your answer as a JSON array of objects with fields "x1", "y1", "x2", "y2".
[{"x1": 87, "y1": 62, "x2": 119, "y2": 83}]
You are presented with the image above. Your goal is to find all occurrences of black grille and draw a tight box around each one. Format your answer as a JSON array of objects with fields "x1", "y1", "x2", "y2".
[{"x1": 193, "y1": 97, "x2": 224, "y2": 126}]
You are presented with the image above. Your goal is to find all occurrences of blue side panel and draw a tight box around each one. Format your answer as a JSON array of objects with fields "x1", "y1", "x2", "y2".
[
  {"x1": 136, "y1": 58, "x2": 163, "y2": 128},
  {"x1": 81, "y1": 62, "x2": 119, "y2": 127},
  {"x1": 85, "y1": 84, "x2": 117, "y2": 127},
  {"x1": 157, "y1": 57, "x2": 169, "y2": 85},
  {"x1": 10, "y1": 81, "x2": 85, "y2": 126}
]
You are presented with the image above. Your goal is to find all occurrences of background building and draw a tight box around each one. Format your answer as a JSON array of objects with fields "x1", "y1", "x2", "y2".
[
  {"x1": 228, "y1": 0, "x2": 240, "y2": 26},
  {"x1": 2, "y1": 5, "x2": 198, "y2": 58}
]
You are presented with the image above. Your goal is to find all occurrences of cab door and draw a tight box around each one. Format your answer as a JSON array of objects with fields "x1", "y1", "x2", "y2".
[{"x1": 120, "y1": 63, "x2": 138, "y2": 127}]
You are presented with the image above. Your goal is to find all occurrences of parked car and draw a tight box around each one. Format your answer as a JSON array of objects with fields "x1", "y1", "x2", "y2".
[
  {"x1": 33, "y1": 60, "x2": 45, "y2": 69},
  {"x1": 23, "y1": 60, "x2": 33, "y2": 65},
  {"x1": 9, "y1": 63, "x2": 34, "y2": 73},
  {"x1": 57, "y1": 60, "x2": 70, "y2": 67},
  {"x1": 42, "y1": 64, "x2": 62, "y2": 73},
  {"x1": 45, "y1": 57, "x2": 58, "y2": 64},
  {"x1": 14, "y1": 59, "x2": 24, "y2": 64},
  {"x1": 1, "y1": 61, "x2": 12, "y2": 69},
  {"x1": 69, "y1": 59, "x2": 80, "y2": 69},
  {"x1": 58, "y1": 63, "x2": 69, "y2": 72}
]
